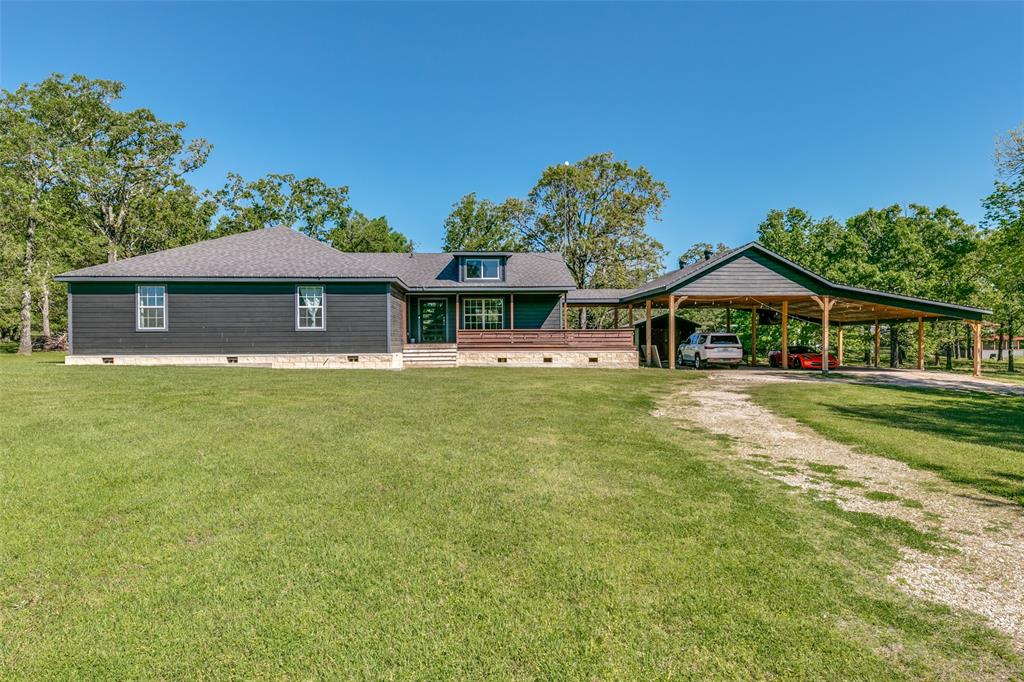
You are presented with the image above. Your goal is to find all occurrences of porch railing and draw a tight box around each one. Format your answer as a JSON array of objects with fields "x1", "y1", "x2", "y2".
[{"x1": 456, "y1": 328, "x2": 635, "y2": 350}]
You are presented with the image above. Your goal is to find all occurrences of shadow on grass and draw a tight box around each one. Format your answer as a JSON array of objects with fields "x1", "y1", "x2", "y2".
[{"x1": 823, "y1": 384, "x2": 1024, "y2": 504}]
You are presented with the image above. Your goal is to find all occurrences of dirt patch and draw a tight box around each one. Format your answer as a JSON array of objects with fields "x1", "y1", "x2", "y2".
[{"x1": 654, "y1": 371, "x2": 1024, "y2": 649}]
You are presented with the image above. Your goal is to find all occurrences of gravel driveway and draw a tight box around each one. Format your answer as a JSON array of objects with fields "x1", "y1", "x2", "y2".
[{"x1": 654, "y1": 370, "x2": 1024, "y2": 649}]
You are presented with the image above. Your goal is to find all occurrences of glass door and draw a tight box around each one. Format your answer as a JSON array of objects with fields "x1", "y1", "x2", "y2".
[{"x1": 419, "y1": 299, "x2": 448, "y2": 343}]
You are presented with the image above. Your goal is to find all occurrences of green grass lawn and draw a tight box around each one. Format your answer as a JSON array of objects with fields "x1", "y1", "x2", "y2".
[
  {"x1": 1, "y1": 354, "x2": 1020, "y2": 679},
  {"x1": 749, "y1": 381, "x2": 1024, "y2": 506}
]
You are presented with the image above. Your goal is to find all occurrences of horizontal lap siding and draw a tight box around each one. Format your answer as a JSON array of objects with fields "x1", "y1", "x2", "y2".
[
  {"x1": 512, "y1": 294, "x2": 561, "y2": 329},
  {"x1": 69, "y1": 282, "x2": 390, "y2": 355},
  {"x1": 389, "y1": 287, "x2": 405, "y2": 350},
  {"x1": 676, "y1": 254, "x2": 815, "y2": 296}
]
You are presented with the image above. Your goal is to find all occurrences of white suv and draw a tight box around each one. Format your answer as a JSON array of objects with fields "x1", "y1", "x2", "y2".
[{"x1": 678, "y1": 332, "x2": 744, "y2": 369}]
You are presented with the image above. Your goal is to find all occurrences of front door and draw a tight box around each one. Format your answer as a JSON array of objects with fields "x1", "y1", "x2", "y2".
[{"x1": 419, "y1": 299, "x2": 448, "y2": 343}]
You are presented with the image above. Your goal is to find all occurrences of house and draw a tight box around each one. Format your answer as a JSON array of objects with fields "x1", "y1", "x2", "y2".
[
  {"x1": 55, "y1": 226, "x2": 637, "y2": 369},
  {"x1": 56, "y1": 227, "x2": 990, "y2": 373},
  {"x1": 983, "y1": 335, "x2": 1024, "y2": 360}
]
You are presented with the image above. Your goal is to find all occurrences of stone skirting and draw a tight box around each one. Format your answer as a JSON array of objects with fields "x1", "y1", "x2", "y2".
[
  {"x1": 457, "y1": 349, "x2": 638, "y2": 368},
  {"x1": 65, "y1": 353, "x2": 403, "y2": 370}
]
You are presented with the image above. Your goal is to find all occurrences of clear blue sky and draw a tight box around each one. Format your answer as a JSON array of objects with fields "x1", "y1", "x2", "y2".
[{"x1": 2, "y1": 2, "x2": 1022, "y2": 258}]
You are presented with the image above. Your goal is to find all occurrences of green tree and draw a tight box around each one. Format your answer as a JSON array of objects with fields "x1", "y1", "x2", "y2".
[
  {"x1": 72, "y1": 102, "x2": 212, "y2": 262},
  {"x1": 0, "y1": 74, "x2": 116, "y2": 353},
  {"x1": 678, "y1": 241, "x2": 729, "y2": 268},
  {"x1": 982, "y1": 176, "x2": 1024, "y2": 372},
  {"x1": 328, "y1": 211, "x2": 412, "y2": 252},
  {"x1": 215, "y1": 172, "x2": 349, "y2": 241},
  {"x1": 442, "y1": 193, "x2": 528, "y2": 251},
  {"x1": 523, "y1": 153, "x2": 668, "y2": 289}
]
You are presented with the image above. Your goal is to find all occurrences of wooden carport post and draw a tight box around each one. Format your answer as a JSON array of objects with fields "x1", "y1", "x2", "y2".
[
  {"x1": 645, "y1": 300, "x2": 653, "y2": 367},
  {"x1": 668, "y1": 296, "x2": 677, "y2": 369},
  {"x1": 917, "y1": 316, "x2": 925, "y2": 370},
  {"x1": 613, "y1": 308, "x2": 620, "y2": 328},
  {"x1": 749, "y1": 307, "x2": 758, "y2": 366},
  {"x1": 812, "y1": 295, "x2": 836, "y2": 375},
  {"x1": 780, "y1": 301, "x2": 789, "y2": 370},
  {"x1": 837, "y1": 327, "x2": 844, "y2": 367},
  {"x1": 873, "y1": 320, "x2": 880, "y2": 367},
  {"x1": 971, "y1": 321, "x2": 981, "y2": 377}
]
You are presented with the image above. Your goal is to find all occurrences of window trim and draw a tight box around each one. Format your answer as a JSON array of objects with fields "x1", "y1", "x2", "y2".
[
  {"x1": 464, "y1": 257, "x2": 502, "y2": 281},
  {"x1": 135, "y1": 284, "x2": 168, "y2": 332},
  {"x1": 295, "y1": 284, "x2": 326, "y2": 331},
  {"x1": 462, "y1": 297, "x2": 505, "y2": 330}
]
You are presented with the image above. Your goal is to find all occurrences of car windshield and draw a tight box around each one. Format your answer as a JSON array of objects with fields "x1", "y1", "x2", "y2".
[
  {"x1": 789, "y1": 346, "x2": 815, "y2": 354},
  {"x1": 709, "y1": 335, "x2": 740, "y2": 345}
]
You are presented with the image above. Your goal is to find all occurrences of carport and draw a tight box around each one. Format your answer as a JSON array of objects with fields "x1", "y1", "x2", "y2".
[{"x1": 566, "y1": 242, "x2": 990, "y2": 375}]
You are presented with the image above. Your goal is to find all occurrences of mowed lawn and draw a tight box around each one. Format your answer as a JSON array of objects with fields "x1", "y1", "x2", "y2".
[
  {"x1": 749, "y1": 380, "x2": 1024, "y2": 506},
  {"x1": 1, "y1": 354, "x2": 1019, "y2": 679}
]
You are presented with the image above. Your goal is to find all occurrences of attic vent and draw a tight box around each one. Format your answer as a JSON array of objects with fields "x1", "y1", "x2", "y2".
[
  {"x1": 227, "y1": 356, "x2": 238, "y2": 364},
  {"x1": 347, "y1": 355, "x2": 359, "y2": 362},
  {"x1": 102, "y1": 357, "x2": 114, "y2": 364},
  {"x1": 543, "y1": 357, "x2": 553, "y2": 363}
]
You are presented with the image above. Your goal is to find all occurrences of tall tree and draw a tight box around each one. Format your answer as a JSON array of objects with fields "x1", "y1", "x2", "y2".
[
  {"x1": 215, "y1": 172, "x2": 348, "y2": 241},
  {"x1": 73, "y1": 104, "x2": 211, "y2": 262},
  {"x1": 442, "y1": 193, "x2": 528, "y2": 251},
  {"x1": 995, "y1": 122, "x2": 1024, "y2": 180},
  {"x1": 0, "y1": 74, "x2": 116, "y2": 353},
  {"x1": 523, "y1": 153, "x2": 668, "y2": 289},
  {"x1": 678, "y1": 241, "x2": 729, "y2": 268},
  {"x1": 328, "y1": 211, "x2": 412, "y2": 252}
]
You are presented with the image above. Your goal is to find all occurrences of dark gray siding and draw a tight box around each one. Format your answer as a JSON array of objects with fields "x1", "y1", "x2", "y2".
[
  {"x1": 676, "y1": 254, "x2": 814, "y2": 296},
  {"x1": 512, "y1": 293, "x2": 561, "y2": 329},
  {"x1": 389, "y1": 287, "x2": 405, "y2": 350},
  {"x1": 69, "y1": 281, "x2": 391, "y2": 355}
]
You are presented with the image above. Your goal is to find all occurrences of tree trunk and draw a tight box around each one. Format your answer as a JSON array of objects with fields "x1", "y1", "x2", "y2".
[
  {"x1": 107, "y1": 239, "x2": 118, "y2": 263},
  {"x1": 41, "y1": 278, "x2": 51, "y2": 337},
  {"x1": 945, "y1": 344, "x2": 953, "y2": 371},
  {"x1": 889, "y1": 325, "x2": 899, "y2": 368},
  {"x1": 17, "y1": 216, "x2": 36, "y2": 355},
  {"x1": 1009, "y1": 317, "x2": 1016, "y2": 373},
  {"x1": 997, "y1": 330, "x2": 1004, "y2": 362}
]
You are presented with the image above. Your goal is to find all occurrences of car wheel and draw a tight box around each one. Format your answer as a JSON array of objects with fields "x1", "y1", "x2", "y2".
[
  {"x1": 694, "y1": 355, "x2": 702, "y2": 370},
  {"x1": 677, "y1": 349, "x2": 684, "y2": 367}
]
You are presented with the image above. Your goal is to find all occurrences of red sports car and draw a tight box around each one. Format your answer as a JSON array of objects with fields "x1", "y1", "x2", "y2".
[{"x1": 768, "y1": 345, "x2": 839, "y2": 370}]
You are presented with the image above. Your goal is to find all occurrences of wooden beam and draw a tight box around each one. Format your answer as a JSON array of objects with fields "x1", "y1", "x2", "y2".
[
  {"x1": 562, "y1": 295, "x2": 567, "y2": 330},
  {"x1": 628, "y1": 304, "x2": 634, "y2": 326},
  {"x1": 837, "y1": 327, "x2": 844, "y2": 367},
  {"x1": 917, "y1": 316, "x2": 924, "y2": 370},
  {"x1": 749, "y1": 307, "x2": 758, "y2": 366},
  {"x1": 645, "y1": 300, "x2": 653, "y2": 367},
  {"x1": 781, "y1": 300, "x2": 789, "y2": 370},
  {"x1": 873, "y1": 320, "x2": 880, "y2": 367},
  {"x1": 813, "y1": 296, "x2": 836, "y2": 375},
  {"x1": 668, "y1": 296, "x2": 677, "y2": 369},
  {"x1": 510, "y1": 293, "x2": 515, "y2": 330},
  {"x1": 455, "y1": 294, "x2": 460, "y2": 343},
  {"x1": 972, "y1": 321, "x2": 981, "y2": 377}
]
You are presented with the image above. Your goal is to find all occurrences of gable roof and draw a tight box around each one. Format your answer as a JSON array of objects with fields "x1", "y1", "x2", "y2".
[
  {"x1": 56, "y1": 226, "x2": 398, "y2": 282},
  {"x1": 350, "y1": 252, "x2": 575, "y2": 290},
  {"x1": 55, "y1": 226, "x2": 577, "y2": 291}
]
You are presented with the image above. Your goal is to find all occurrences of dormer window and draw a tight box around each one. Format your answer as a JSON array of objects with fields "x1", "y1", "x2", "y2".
[{"x1": 465, "y1": 257, "x2": 501, "y2": 280}]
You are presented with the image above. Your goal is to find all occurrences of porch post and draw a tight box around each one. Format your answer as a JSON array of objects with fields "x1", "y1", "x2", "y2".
[
  {"x1": 562, "y1": 294, "x2": 568, "y2": 330},
  {"x1": 819, "y1": 296, "x2": 831, "y2": 376},
  {"x1": 455, "y1": 294, "x2": 460, "y2": 344},
  {"x1": 613, "y1": 308, "x2": 619, "y2": 328},
  {"x1": 645, "y1": 300, "x2": 653, "y2": 367},
  {"x1": 781, "y1": 301, "x2": 789, "y2": 370},
  {"x1": 837, "y1": 327, "x2": 844, "y2": 367},
  {"x1": 510, "y1": 293, "x2": 515, "y2": 330},
  {"x1": 401, "y1": 297, "x2": 407, "y2": 346},
  {"x1": 668, "y1": 296, "x2": 677, "y2": 370},
  {"x1": 873, "y1": 320, "x2": 880, "y2": 367},
  {"x1": 749, "y1": 307, "x2": 758, "y2": 366},
  {"x1": 917, "y1": 316, "x2": 924, "y2": 370},
  {"x1": 972, "y1": 321, "x2": 982, "y2": 377},
  {"x1": 628, "y1": 304, "x2": 634, "y2": 325}
]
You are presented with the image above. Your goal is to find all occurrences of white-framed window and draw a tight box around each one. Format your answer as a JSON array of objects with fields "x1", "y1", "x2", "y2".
[
  {"x1": 296, "y1": 285, "x2": 325, "y2": 330},
  {"x1": 465, "y1": 257, "x2": 501, "y2": 280},
  {"x1": 136, "y1": 285, "x2": 167, "y2": 331},
  {"x1": 463, "y1": 298, "x2": 504, "y2": 329}
]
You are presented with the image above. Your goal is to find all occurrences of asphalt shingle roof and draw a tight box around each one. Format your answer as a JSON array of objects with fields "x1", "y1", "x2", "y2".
[{"x1": 56, "y1": 226, "x2": 577, "y2": 290}]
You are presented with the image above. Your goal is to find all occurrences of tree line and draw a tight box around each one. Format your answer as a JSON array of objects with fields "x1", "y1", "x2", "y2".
[{"x1": 2, "y1": 74, "x2": 1022, "y2": 369}]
